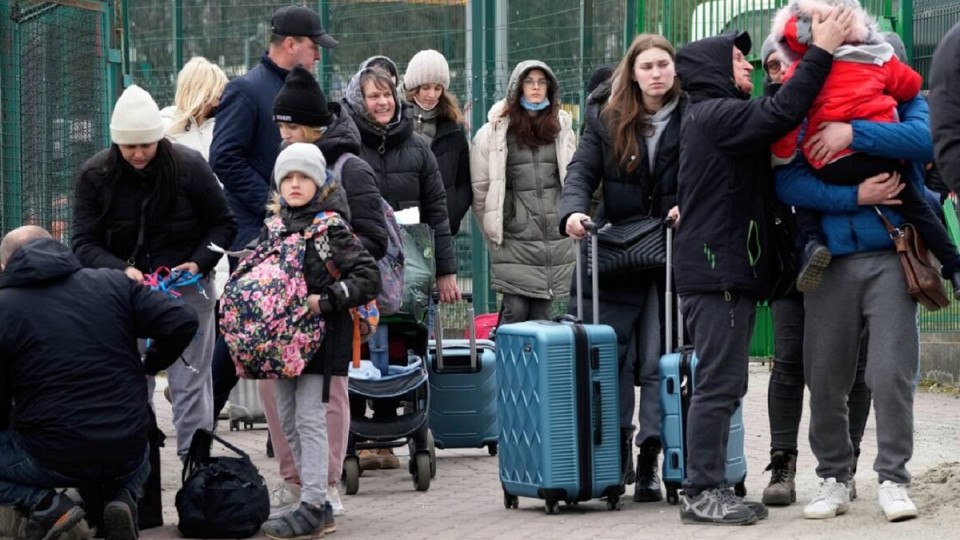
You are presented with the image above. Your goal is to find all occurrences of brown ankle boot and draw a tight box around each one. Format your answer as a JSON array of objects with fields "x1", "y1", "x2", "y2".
[{"x1": 761, "y1": 450, "x2": 797, "y2": 506}]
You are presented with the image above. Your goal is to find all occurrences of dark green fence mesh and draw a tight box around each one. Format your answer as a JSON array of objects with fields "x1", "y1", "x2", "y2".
[
  {"x1": 914, "y1": 0, "x2": 960, "y2": 85},
  {"x1": 1, "y1": 1, "x2": 115, "y2": 241}
]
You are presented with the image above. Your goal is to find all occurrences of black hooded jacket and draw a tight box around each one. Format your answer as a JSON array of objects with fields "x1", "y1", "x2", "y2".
[
  {"x1": 343, "y1": 100, "x2": 457, "y2": 276},
  {"x1": 561, "y1": 81, "x2": 686, "y2": 230},
  {"x1": 314, "y1": 102, "x2": 388, "y2": 260},
  {"x1": 930, "y1": 21, "x2": 960, "y2": 194},
  {"x1": 673, "y1": 32, "x2": 832, "y2": 297},
  {"x1": 0, "y1": 238, "x2": 197, "y2": 476}
]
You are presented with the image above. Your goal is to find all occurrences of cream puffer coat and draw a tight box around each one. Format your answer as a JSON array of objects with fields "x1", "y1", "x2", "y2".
[{"x1": 470, "y1": 60, "x2": 578, "y2": 298}]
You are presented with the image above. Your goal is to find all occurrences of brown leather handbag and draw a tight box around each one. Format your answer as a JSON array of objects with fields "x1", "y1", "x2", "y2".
[{"x1": 875, "y1": 207, "x2": 950, "y2": 311}]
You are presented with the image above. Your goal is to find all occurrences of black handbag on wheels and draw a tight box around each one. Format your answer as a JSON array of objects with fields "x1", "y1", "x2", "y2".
[{"x1": 587, "y1": 216, "x2": 667, "y2": 277}]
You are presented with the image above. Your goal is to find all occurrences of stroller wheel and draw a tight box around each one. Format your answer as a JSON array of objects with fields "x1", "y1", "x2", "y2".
[
  {"x1": 412, "y1": 452, "x2": 431, "y2": 491},
  {"x1": 343, "y1": 457, "x2": 360, "y2": 495},
  {"x1": 427, "y1": 430, "x2": 437, "y2": 479}
]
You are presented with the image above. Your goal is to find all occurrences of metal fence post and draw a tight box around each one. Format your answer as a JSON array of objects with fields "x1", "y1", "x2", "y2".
[{"x1": 173, "y1": 0, "x2": 183, "y2": 73}]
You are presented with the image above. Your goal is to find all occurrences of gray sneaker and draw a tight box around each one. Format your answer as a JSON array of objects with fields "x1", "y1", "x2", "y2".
[{"x1": 680, "y1": 487, "x2": 758, "y2": 525}]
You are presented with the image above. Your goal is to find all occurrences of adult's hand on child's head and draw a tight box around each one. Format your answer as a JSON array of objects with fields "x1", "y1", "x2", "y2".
[
  {"x1": 565, "y1": 212, "x2": 589, "y2": 240},
  {"x1": 811, "y1": 7, "x2": 856, "y2": 54},
  {"x1": 125, "y1": 266, "x2": 145, "y2": 284},
  {"x1": 858, "y1": 172, "x2": 905, "y2": 206},
  {"x1": 805, "y1": 121, "x2": 853, "y2": 165}
]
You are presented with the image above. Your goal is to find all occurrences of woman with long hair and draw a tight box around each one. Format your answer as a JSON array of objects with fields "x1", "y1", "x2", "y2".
[
  {"x1": 402, "y1": 49, "x2": 472, "y2": 235},
  {"x1": 72, "y1": 84, "x2": 237, "y2": 458},
  {"x1": 471, "y1": 60, "x2": 577, "y2": 324},
  {"x1": 560, "y1": 34, "x2": 685, "y2": 502},
  {"x1": 160, "y1": 57, "x2": 227, "y2": 161}
]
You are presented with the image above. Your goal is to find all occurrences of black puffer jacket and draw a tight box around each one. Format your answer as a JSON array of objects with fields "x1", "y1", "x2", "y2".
[
  {"x1": 72, "y1": 144, "x2": 237, "y2": 275},
  {"x1": 930, "y1": 21, "x2": 960, "y2": 194},
  {"x1": 0, "y1": 238, "x2": 197, "y2": 476},
  {"x1": 343, "y1": 99, "x2": 456, "y2": 276},
  {"x1": 415, "y1": 112, "x2": 472, "y2": 236},
  {"x1": 561, "y1": 82, "x2": 685, "y2": 230},
  {"x1": 673, "y1": 32, "x2": 831, "y2": 297},
  {"x1": 315, "y1": 102, "x2": 388, "y2": 260}
]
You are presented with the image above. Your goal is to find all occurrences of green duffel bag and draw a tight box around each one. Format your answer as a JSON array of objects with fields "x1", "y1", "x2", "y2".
[{"x1": 399, "y1": 223, "x2": 436, "y2": 323}]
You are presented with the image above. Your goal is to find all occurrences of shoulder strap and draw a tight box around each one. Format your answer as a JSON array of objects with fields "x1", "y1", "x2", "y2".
[{"x1": 332, "y1": 153, "x2": 356, "y2": 185}]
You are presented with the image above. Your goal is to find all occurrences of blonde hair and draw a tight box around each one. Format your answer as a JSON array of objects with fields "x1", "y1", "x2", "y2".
[{"x1": 167, "y1": 57, "x2": 228, "y2": 135}]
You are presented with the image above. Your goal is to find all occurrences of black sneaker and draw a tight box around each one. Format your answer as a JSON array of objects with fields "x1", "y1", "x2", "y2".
[
  {"x1": 680, "y1": 487, "x2": 758, "y2": 526},
  {"x1": 796, "y1": 240, "x2": 832, "y2": 293},
  {"x1": 102, "y1": 489, "x2": 138, "y2": 540},
  {"x1": 24, "y1": 492, "x2": 86, "y2": 540},
  {"x1": 262, "y1": 502, "x2": 325, "y2": 539},
  {"x1": 323, "y1": 501, "x2": 337, "y2": 534}
]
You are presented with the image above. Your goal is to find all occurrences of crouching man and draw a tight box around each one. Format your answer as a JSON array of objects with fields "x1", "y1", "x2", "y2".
[{"x1": 0, "y1": 226, "x2": 198, "y2": 539}]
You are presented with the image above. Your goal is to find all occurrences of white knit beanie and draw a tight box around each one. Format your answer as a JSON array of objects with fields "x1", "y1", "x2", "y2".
[
  {"x1": 274, "y1": 143, "x2": 328, "y2": 190},
  {"x1": 110, "y1": 85, "x2": 164, "y2": 145},
  {"x1": 403, "y1": 49, "x2": 450, "y2": 91}
]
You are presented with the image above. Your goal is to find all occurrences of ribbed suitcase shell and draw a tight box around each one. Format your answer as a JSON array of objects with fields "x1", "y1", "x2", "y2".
[
  {"x1": 227, "y1": 379, "x2": 266, "y2": 430},
  {"x1": 496, "y1": 320, "x2": 621, "y2": 509},
  {"x1": 659, "y1": 350, "x2": 747, "y2": 501},
  {"x1": 428, "y1": 338, "x2": 498, "y2": 451}
]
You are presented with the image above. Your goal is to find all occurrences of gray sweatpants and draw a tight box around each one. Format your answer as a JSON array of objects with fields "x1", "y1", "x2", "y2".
[
  {"x1": 275, "y1": 374, "x2": 328, "y2": 506},
  {"x1": 804, "y1": 252, "x2": 918, "y2": 485},
  {"x1": 146, "y1": 277, "x2": 217, "y2": 456},
  {"x1": 612, "y1": 281, "x2": 662, "y2": 443}
]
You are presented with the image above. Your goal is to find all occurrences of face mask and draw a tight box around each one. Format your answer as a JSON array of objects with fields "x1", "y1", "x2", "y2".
[
  {"x1": 414, "y1": 97, "x2": 439, "y2": 112},
  {"x1": 207, "y1": 106, "x2": 218, "y2": 119},
  {"x1": 520, "y1": 96, "x2": 550, "y2": 111}
]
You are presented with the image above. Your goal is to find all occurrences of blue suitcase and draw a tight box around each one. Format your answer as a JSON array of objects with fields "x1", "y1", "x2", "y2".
[
  {"x1": 428, "y1": 294, "x2": 499, "y2": 455},
  {"x1": 658, "y1": 221, "x2": 748, "y2": 505},
  {"x1": 496, "y1": 226, "x2": 623, "y2": 514}
]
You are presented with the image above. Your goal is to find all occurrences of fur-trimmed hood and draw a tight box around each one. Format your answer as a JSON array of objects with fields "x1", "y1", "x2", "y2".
[{"x1": 771, "y1": 0, "x2": 883, "y2": 64}]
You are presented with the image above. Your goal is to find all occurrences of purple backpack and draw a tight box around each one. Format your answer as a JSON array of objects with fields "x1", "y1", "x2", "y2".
[{"x1": 332, "y1": 154, "x2": 405, "y2": 316}]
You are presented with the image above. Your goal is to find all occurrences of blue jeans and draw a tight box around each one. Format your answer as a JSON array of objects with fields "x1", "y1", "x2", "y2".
[{"x1": 0, "y1": 431, "x2": 150, "y2": 510}]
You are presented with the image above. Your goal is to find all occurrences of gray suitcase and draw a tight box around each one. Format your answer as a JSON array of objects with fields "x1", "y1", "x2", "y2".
[{"x1": 227, "y1": 379, "x2": 267, "y2": 430}]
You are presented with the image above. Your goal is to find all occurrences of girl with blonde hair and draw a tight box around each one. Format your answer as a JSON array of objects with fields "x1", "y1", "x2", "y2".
[{"x1": 160, "y1": 56, "x2": 228, "y2": 160}]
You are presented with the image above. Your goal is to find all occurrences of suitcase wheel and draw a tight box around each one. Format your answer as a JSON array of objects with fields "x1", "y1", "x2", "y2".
[
  {"x1": 411, "y1": 452, "x2": 431, "y2": 492},
  {"x1": 503, "y1": 492, "x2": 519, "y2": 510},
  {"x1": 735, "y1": 481, "x2": 747, "y2": 498},
  {"x1": 544, "y1": 499, "x2": 560, "y2": 515},
  {"x1": 606, "y1": 494, "x2": 622, "y2": 511},
  {"x1": 343, "y1": 457, "x2": 360, "y2": 495},
  {"x1": 666, "y1": 487, "x2": 680, "y2": 505},
  {"x1": 487, "y1": 442, "x2": 498, "y2": 457}
]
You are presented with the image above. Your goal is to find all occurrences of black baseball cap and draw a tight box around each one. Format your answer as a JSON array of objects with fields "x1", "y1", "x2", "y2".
[{"x1": 271, "y1": 5, "x2": 339, "y2": 48}]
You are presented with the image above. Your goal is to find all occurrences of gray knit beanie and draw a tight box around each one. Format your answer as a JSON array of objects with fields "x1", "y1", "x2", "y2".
[
  {"x1": 403, "y1": 49, "x2": 450, "y2": 91},
  {"x1": 274, "y1": 143, "x2": 328, "y2": 191},
  {"x1": 760, "y1": 34, "x2": 779, "y2": 69}
]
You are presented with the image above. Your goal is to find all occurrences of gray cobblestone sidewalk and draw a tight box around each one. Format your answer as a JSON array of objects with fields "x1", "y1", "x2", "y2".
[{"x1": 141, "y1": 364, "x2": 960, "y2": 539}]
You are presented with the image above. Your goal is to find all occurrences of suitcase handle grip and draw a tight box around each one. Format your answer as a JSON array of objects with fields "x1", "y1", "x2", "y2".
[
  {"x1": 592, "y1": 381, "x2": 603, "y2": 446},
  {"x1": 430, "y1": 292, "x2": 476, "y2": 371}
]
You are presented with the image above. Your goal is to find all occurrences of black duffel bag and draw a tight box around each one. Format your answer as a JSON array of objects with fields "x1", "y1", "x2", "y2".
[
  {"x1": 587, "y1": 216, "x2": 667, "y2": 277},
  {"x1": 175, "y1": 429, "x2": 270, "y2": 538}
]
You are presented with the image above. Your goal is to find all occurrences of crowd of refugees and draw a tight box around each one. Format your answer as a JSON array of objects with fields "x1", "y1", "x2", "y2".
[{"x1": 4, "y1": 0, "x2": 960, "y2": 537}]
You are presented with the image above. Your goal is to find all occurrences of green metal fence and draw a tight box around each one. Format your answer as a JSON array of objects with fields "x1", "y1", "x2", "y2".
[
  {"x1": 913, "y1": 0, "x2": 960, "y2": 85},
  {"x1": 1, "y1": 0, "x2": 122, "y2": 241}
]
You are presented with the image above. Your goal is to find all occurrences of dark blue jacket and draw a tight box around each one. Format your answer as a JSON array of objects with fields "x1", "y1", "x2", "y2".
[
  {"x1": 210, "y1": 53, "x2": 289, "y2": 249},
  {"x1": 0, "y1": 238, "x2": 197, "y2": 476},
  {"x1": 776, "y1": 94, "x2": 933, "y2": 256}
]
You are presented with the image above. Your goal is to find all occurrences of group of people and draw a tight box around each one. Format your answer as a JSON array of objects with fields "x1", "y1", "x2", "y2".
[{"x1": 3, "y1": 0, "x2": 960, "y2": 537}]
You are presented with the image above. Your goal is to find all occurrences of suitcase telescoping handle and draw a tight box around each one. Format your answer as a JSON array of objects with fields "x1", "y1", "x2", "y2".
[
  {"x1": 431, "y1": 292, "x2": 476, "y2": 372},
  {"x1": 664, "y1": 216, "x2": 682, "y2": 351},
  {"x1": 574, "y1": 219, "x2": 600, "y2": 325}
]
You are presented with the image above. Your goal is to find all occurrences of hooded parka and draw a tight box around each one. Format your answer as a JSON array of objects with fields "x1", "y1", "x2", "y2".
[{"x1": 470, "y1": 60, "x2": 577, "y2": 300}]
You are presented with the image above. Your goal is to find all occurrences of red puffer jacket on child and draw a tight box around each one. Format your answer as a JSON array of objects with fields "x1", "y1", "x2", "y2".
[{"x1": 769, "y1": 0, "x2": 921, "y2": 168}]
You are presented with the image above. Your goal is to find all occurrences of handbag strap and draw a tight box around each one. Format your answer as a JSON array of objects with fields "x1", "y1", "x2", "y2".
[
  {"x1": 181, "y1": 428, "x2": 253, "y2": 483},
  {"x1": 873, "y1": 206, "x2": 902, "y2": 240}
]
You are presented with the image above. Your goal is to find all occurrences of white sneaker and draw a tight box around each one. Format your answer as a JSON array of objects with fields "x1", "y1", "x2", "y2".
[
  {"x1": 327, "y1": 484, "x2": 345, "y2": 516},
  {"x1": 803, "y1": 477, "x2": 850, "y2": 519},
  {"x1": 877, "y1": 480, "x2": 918, "y2": 522},
  {"x1": 268, "y1": 482, "x2": 301, "y2": 519}
]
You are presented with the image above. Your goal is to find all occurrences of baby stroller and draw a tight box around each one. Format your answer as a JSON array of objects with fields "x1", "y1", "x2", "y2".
[{"x1": 344, "y1": 315, "x2": 435, "y2": 493}]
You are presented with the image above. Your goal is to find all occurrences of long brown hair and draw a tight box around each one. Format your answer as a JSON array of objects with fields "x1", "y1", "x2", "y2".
[
  {"x1": 502, "y1": 66, "x2": 560, "y2": 149},
  {"x1": 602, "y1": 34, "x2": 681, "y2": 173},
  {"x1": 404, "y1": 86, "x2": 464, "y2": 124}
]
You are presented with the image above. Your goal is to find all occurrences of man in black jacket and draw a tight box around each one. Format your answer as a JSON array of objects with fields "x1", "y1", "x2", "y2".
[
  {"x1": 671, "y1": 8, "x2": 852, "y2": 525},
  {"x1": 0, "y1": 226, "x2": 198, "y2": 540},
  {"x1": 930, "y1": 21, "x2": 960, "y2": 193}
]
